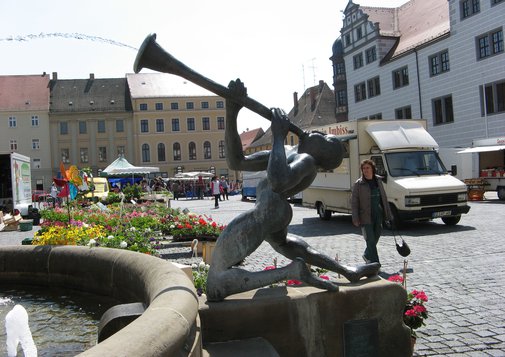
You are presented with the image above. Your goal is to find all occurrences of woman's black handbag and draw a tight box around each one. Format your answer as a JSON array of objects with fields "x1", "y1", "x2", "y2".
[{"x1": 393, "y1": 231, "x2": 411, "y2": 257}]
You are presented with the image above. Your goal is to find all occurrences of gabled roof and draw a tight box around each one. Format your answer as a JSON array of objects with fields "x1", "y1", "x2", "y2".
[
  {"x1": 239, "y1": 128, "x2": 264, "y2": 151},
  {"x1": 249, "y1": 81, "x2": 337, "y2": 149},
  {"x1": 126, "y1": 73, "x2": 214, "y2": 99},
  {"x1": 0, "y1": 74, "x2": 50, "y2": 111},
  {"x1": 361, "y1": 0, "x2": 449, "y2": 58},
  {"x1": 50, "y1": 77, "x2": 131, "y2": 113}
]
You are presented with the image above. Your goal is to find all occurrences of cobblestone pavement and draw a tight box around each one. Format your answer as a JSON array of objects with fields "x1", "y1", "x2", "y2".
[{"x1": 2, "y1": 193, "x2": 504, "y2": 356}]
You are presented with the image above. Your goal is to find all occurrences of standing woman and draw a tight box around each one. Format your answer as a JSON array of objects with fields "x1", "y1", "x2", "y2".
[
  {"x1": 351, "y1": 159, "x2": 393, "y2": 265},
  {"x1": 211, "y1": 176, "x2": 221, "y2": 209}
]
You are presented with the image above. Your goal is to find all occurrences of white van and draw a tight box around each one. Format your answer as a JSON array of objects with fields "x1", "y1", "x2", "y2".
[
  {"x1": 302, "y1": 119, "x2": 470, "y2": 227},
  {"x1": 84, "y1": 177, "x2": 110, "y2": 200}
]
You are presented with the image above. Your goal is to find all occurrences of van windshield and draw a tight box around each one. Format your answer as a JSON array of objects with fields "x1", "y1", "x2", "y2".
[{"x1": 385, "y1": 151, "x2": 447, "y2": 177}]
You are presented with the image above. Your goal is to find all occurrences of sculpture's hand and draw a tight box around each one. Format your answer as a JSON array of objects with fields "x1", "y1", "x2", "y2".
[
  {"x1": 271, "y1": 108, "x2": 290, "y2": 139},
  {"x1": 226, "y1": 79, "x2": 247, "y2": 116}
]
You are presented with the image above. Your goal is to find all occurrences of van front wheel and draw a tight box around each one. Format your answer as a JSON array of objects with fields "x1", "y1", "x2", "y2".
[
  {"x1": 317, "y1": 203, "x2": 332, "y2": 220},
  {"x1": 442, "y1": 215, "x2": 461, "y2": 225}
]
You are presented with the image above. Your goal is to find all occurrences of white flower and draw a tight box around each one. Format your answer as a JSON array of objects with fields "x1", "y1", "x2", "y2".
[
  {"x1": 205, "y1": 264, "x2": 210, "y2": 270},
  {"x1": 191, "y1": 263, "x2": 197, "y2": 269},
  {"x1": 88, "y1": 239, "x2": 96, "y2": 246},
  {"x1": 82, "y1": 223, "x2": 89, "y2": 228},
  {"x1": 107, "y1": 235, "x2": 114, "y2": 240},
  {"x1": 170, "y1": 225, "x2": 175, "y2": 229},
  {"x1": 198, "y1": 261, "x2": 206, "y2": 270},
  {"x1": 129, "y1": 227, "x2": 136, "y2": 232},
  {"x1": 145, "y1": 228, "x2": 151, "y2": 233},
  {"x1": 120, "y1": 241, "x2": 128, "y2": 248}
]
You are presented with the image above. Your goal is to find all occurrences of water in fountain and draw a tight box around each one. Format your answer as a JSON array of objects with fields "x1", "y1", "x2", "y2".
[
  {"x1": 0, "y1": 32, "x2": 138, "y2": 51},
  {"x1": 5, "y1": 304, "x2": 37, "y2": 357},
  {"x1": 1, "y1": 285, "x2": 118, "y2": 356}
]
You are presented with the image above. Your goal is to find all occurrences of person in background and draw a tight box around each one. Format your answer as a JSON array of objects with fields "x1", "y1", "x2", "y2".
[
  {"x1": 172, "y1": 181, "x2": 180, "y2": 200},
  {"x1": 211, "y1": 176, "x2": 221, "y2": 208},
  {"x1": 351, "y1": 159, "x2": 393, "y2": 266},
  {"x1": 197, "y1": 176, "x2": 205, "y2": 199},
  {"x1": 220, "y1": 176, "x2": 229, "y2": 200},
  {"x1": 50, "y1": 183, "x2": 58, "y2": 208}
]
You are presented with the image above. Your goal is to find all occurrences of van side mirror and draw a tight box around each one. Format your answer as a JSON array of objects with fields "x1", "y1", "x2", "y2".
[
  {"x1": 382, "y1": 172, "x2": 388, "y2": 183},
  {"x1": 450, "y1": 165, "x2": 457, "y2": 176}
]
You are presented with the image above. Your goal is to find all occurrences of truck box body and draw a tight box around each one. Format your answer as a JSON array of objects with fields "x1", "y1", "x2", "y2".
[
  {"x1": 0, "y1": 153, "x2": 33, "y2": 216},
  {"x1": 303, "y1": 120, "x2": 470, "y2": 225}
]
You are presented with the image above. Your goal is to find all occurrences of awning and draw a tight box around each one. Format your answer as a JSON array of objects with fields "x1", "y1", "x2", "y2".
[{"x1": 457, "y1": 145, "x2": 505, "y2": 153}]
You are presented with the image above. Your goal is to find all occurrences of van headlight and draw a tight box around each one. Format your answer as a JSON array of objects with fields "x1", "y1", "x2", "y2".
[
  {"x1": 405, "y1": 196, "x2": 421, "y2": 206},
  {"x1": 457, "y1": 192, "x2": 467, "y2": 202}
]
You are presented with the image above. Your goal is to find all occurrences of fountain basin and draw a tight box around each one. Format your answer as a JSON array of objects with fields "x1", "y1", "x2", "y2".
[{"x1": 0, "y1": 245, "x2": 200, "y2": 356}]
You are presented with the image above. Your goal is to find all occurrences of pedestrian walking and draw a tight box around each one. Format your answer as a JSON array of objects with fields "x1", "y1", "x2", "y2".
[
  {"x1": 351, "y1": 159, "x2": 393, "y2": 266},
  {"x1": 220, "y1": 176, "x2": 229, "y2": 200},
  {"x1": 211, "y1": 176, "x2": 221, "y2": 208}
]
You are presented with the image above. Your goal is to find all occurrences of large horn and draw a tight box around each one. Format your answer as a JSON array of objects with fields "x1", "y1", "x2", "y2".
[{"x1": 134, "y1": 33, "x2": 304, "y2": 137}]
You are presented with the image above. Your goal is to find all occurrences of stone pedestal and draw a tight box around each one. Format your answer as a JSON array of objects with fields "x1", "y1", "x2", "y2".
[{"x1": 198, "y1": 277, "x2": 411, "y2": 357}]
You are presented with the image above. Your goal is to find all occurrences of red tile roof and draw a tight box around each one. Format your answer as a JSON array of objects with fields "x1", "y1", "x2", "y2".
[
  {"x1": 0, "y1": 74, "x2": 50, "y2": 110},
  {"x1": 239, "y1": 128, "x2": 264, "y2": 151}
]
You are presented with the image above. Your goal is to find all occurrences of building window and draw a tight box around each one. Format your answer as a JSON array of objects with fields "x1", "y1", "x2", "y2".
[
  {"x1": 171, "y1": 102, "x2": 179, "y2": 110},
  {"x1": 393, "y1": 66, "x2": 409, "y2": 89},
  {"x1": 204, "y1": 141, "x2": 211, "y2": 159},
  {"x1": 369, "y1": 113, "x2": 382, "y2": 119},
  {"x1": 216, "y1": 101, "x2": 224, "y2": 109},
  {"x1": 141, "y1": 144, "x2": 150, "y2": 162},
  {"x1": 186, "y1": 102, "x2": 194, "y2": 110},
  {"x1": 337, "y1": 90, "x2": 347, "y2": 107},
  {"x1": 157, "y1": 143, "x2": 166, "y2": 162},
  {"x1": 395, "y1": 106, "x2": 412, "y2": 119},
  {"x1": 32, "y1": 139, "x2": 40, "y2": 150},
  {"x1": 79, "y1": 121, "x2": 87, "y2": 134},
  {"x1": 117, "y1": 146, "x2": 125, "y2": 156},
  {"x1": 345, "y1": 34, "x2": 351, "y2": 47},
  {"x1": 173, "y1": 143, "x2": 181, "y2": 161},
  {"x1": 365, "y1": 46, "x2": 376, "y2": 64},
  {"x1": 477, "y1": 28, "x2": 504, "y2": 59},
  {"x1": 98, "y1": 147, "x2": 107, "y2": 162},
  {"x1": 172, "y1": 118, "x2": 180, "y2": 131},
  {"x1": 60, "y1": 121, "x2": 68, "y2": 135},
  {"x1": 139, "y1": 103, "x2": 148, "y2": 111},
  {"x1": 156, "y1": 119, "x2": 164, "y2": 132},
  {"x1": 217, "y1": 117, "x2": 225, "y2": 130},
  {"x1": 97, "y1": 120, "x2": 106, "y2": 133},
  {"x1": 189, "y1": 142, "x2": 197, "y2": 160},
  {"x1": 433, "y1": 95, "x2": 454, "y2": 125},
  {"x1": 461, "y1": 0, "x2": 480, "y2": 18},
  {"x1": 116, "y1": 119, "x2": 124, "y2": 132},
  {"x1": 429, "y1": 50, "x2": 450, "y2": 76},
  {"x1": 219, "y1": 140, "x2": 226, "y2": 158},
  {"x1": 10, "y1": 140, "x2": 17, "y2": 151},
  {"x1": 353, "y1": 53, "x2": 364, "y2": 69},
  {"x1": 202, "y1": 117, "x2": 210, "y2": 130},
  {"x1": 480, "y1": 80, "x2": 505, "y2": 115},
  {"x1": 356, "y1": 26, "x2": 363, "y2": 40},
  {"x1": 140, "y1": 119, "x2": 149, "y2": 133},
  {"x1": 33, "y1": 159, "x2": 41, "y2": 169},
  {"x1": 80, "y1": 148, "x2": 89, "y2": 163},
  {"x1": 31, "y1": 115, "x2": 39, "y2": 127},
  {"x1": 367, "y1": 76, "x2": 381, "y2": 98},
  {"x1": 354, "y1": 82, "x2": 366, "y2": 102},
  {"x1": 201, "y1": 101, "x2": 209, "y2": 109},
  {"x1": 9, "y1": 116, "x2": 16, "y2": 128},
  {"x1": 336, "y1": 62, "x2": 346, "y2": 76},
  {"x1": 187, "y1": 118, "x2": 195, "y2": 131},
  {"x1": 155, "y1": 102, "x2": 163, "y2": 110},
  {"x1": 61, "y1": 148, "x2": 69, "y2": 163}
]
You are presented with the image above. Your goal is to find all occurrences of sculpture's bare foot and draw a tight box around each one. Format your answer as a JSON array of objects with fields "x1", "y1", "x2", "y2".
[
  {"x1": 343, "y1": 263, "x2": 381, "y2": 283},
  {"x1": 290, "y1": 258, "x2": 339, "y2": 292}
]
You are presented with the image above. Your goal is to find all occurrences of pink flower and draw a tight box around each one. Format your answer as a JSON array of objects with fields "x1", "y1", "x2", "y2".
[
  {"x1": 413, "y1": 305, "x2": 427, "y2": 314},
  {"x1": 286, "y1": 279, "x2": 302, "y2": 286},
  {"x1": 387, "y1": 275, "x2": 404, "y2": 283},
  {"x1": 263, "y1": 266, "x2": 276, "y2": 271},
  {"x1": 320, "y1": 275, "x2": 330, "y2": 280},
  {"x1": 405, "y1": 309, "x2": 417, "y2": 317}
]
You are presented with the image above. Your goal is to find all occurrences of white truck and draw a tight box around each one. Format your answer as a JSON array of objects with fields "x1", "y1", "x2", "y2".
[
  {"x1": 302, "y1": 120, "x2": 470, "y2": 227},
  {"x1": 0, "y1": 153, "x2": 33, "y2": 216},
  {"x1": 453, "y1": 136, "x2": 505, "y2": 200}
]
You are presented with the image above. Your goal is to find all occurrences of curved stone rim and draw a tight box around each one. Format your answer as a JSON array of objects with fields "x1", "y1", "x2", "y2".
[{"x1": 0, "y1": 245, "x2": 199, "y2": 357}]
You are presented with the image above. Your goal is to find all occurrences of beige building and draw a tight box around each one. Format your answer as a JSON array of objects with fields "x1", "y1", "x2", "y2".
[
  {"x1": 0, "y1": 74, "x2": 52, "y2": 190},
  {"x1": 49, "y1": 73, "x2": 134, "y2": 177},
  {"x1": 126, "y1": 73, "x2": 231, "y2": 180}
]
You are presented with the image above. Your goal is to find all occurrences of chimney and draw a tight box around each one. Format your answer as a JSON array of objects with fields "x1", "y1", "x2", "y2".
[
  {"x1": 293, "y1": 92, "x2": 299, "y2": 116},
  {"x1": 318, "y1": 80, "x2": 324, "y2": 93},
  {"x1": 89, "y1": 73, "x2": 95, "y2": 80},
  {"x1": 310, "y1": 87, "x2": 317, "y2": 112},
  {"x1": 52, "y1": 72, "x2": 58, "y2": 80}
]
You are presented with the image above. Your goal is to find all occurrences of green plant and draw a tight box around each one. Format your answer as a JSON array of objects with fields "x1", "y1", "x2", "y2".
[{"x1": 192, "y1": 261, "x2": 209, "y2": 296}]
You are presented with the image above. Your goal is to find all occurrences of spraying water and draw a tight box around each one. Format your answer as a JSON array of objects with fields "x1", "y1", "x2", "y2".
[
  {"x1": 0, "y1": 32, "x2": 138, "y2": 51},
  {"x1": 5, "y1": 305, "x2": 37, "y2": 357}
]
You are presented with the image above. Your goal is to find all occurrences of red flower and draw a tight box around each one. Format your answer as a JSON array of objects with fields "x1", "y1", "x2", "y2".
[
  {"x1": 320, "y1": 275, "x2": 330, "y2": 280},
  {"x1": 387, "y1": 275, "x2": 404, "y2": 283},
  {"x1": 263, "y1": 266, "x2": 276, "y2": 271},
  {"x1": 405, "y1": 309, "x2": 417, "y2": 317},
  {"x1": 286, "y1": 279, "x2": 302, "y2": 286},
  {"x1": 413, "y1": 305, "x2": 427, "y2": 314},
  {"x1": 211, "y1": 222, "x2": 217, "y2": 227}
]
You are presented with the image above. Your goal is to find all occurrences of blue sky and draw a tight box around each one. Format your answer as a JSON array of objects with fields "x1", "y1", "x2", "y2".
[{"x1": 1, "y1": 0, "x2": 407, "y2": 133}]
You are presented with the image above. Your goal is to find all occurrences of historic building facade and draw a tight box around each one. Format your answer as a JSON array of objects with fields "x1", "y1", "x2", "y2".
[{"x1": 333, "y1": 0, "x2": 505, "y2": 148}]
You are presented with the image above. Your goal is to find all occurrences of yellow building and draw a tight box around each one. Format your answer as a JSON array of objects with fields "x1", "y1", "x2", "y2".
[{"x1": 127, "y1": 73, "x2": 230, "y2": 180}]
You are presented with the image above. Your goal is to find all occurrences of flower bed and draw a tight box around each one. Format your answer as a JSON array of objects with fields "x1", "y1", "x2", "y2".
[{"x1": 34, "y1": 202, "x2": 226, "y2": 255}]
